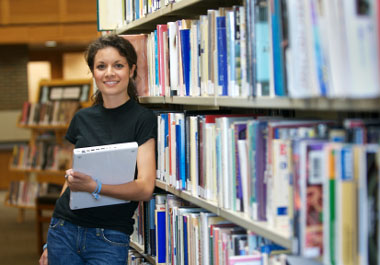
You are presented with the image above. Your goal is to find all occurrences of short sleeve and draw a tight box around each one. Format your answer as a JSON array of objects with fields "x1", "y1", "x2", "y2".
[{"x1": 135, "y1": 109, "x2": 157, "y2": 146}]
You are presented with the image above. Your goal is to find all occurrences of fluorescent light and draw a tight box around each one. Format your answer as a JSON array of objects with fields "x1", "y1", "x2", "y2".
[{"x1": 45, "y1": 41, "x2": 57, "y2": 47}]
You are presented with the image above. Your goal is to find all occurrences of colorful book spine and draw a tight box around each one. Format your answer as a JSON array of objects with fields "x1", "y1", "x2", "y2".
[
  {"x1": 216, "y1": 15, "x2": 228, "y2": 96},
  {"x1": 180, "y1": 29, "x2": 191, "y2": 96}
]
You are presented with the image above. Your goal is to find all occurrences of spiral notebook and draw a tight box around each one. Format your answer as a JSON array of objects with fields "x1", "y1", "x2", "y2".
[{"x1": 70, "y1": 142, "x2": 138, "y2": 210}]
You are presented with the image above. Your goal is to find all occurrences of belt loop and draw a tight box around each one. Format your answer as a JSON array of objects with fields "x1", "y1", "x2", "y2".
[{"x1": 96, "y1": 228, "x2": 101, "y2": 236}]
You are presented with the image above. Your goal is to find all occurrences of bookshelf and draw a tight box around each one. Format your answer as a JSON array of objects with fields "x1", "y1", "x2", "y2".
[
  {"x1": 155, "y1": 179, "x2": 291, "y2": 249},
  {"x1": 139, "y1": 96, "x2": 380, "y2": 112},
  {"x1": 6, "y1": 79, "x2": 93, "y2": 221},
  {"x1": 100, "y1": 0, "x2": 379, "y2": 264}
]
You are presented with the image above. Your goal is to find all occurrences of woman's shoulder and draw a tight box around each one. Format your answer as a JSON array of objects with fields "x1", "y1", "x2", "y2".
[
  {"x1": 134, "y1": 102, "x2": 157, "y2": 119},
  {"x1": 75, "y1": 104, "x2": 100, "y2": 116}
]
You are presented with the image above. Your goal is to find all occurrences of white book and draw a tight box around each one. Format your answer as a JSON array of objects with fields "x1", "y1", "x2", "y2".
[
  {"x1": 271, "y1": 139, "x2": 291, "y2": 236},
  {"x1": 189, "y1": 116, "x2": 199, "y2": 197},
  {"x1": 343, "y1": 0, "x2": 380, "y2": 98},
  {"x1": 324, "y1": 0, "x2": 351, "y2": 97},
  {"x1": 190, "y1": 20, "x2": 201, "y2": 96},
  {"x1": 199, "y1": 15, "x2": 209, "y2": 96},
  {"x1": 205, "y1": 123, "x2": 216, "y2": 202},
  {"x1": 168, "y1": 22, "x2": 179, "y2": 95}
]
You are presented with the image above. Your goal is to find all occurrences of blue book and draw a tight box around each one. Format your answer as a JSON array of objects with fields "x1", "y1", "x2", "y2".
[
  {"x1": 183, "y1": 215, "x2": 189, "y2": 265},
  {"x1": 270, "y1": 0, "x2": 287, "y2": 96},
  {"x1": 180, "y1": 29, "x2": 191, "y2": 96},
  {"x1": 216, "y1": 16, "x2": 228, "y2": 95},
  {"x1": 155, "y1": 209, "x2": 166, "y2": 264},
  {"x1": 154, "y1": 30, "x2": 159, "y2": 90},
  {"x1": 135, "y1": 0, "x2": 140, "y2": 20},
  {"x1": 175, "y1": 117, "x2": 186, "y2": 190}
]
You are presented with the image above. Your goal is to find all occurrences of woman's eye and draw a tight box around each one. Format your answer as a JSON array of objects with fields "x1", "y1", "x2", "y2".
[
  {"x1": 96, "y1": 64, "x2": 105, "y2": 70},
  {"x1": 115, "y1": 64, "x2": 124, "y2": 69}
]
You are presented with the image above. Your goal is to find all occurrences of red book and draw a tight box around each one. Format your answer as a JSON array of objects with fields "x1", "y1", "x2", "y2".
[
  {"x1": 120, "y1": 34, "x2": 149, "y2": 96},
  {"x1": 156, "y1": 24, "x2": 168, "y2": 96}
]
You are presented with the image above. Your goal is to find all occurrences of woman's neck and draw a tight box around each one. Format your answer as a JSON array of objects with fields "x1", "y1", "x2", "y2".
[{"x1": 102, "y1": 94, "x2": 130, "y2": 109}]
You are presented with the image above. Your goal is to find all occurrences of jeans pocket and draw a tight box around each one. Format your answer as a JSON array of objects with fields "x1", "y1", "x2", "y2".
[
  {"x1": 99, "y1": 229, "x2": 130, "y2": 247},
  {"x1": 49, "y1": 217, "x2": 63, "y2": 229}
]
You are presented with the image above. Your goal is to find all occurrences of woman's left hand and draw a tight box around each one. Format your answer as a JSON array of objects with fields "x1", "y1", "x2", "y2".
[{"x1": 65, "y1": 169, "x2": 97, "y2": 193}]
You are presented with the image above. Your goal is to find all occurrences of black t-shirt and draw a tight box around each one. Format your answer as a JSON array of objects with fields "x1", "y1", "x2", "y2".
[{"x1": 52, "y1": 99, "x2": 157, "y2": 235}]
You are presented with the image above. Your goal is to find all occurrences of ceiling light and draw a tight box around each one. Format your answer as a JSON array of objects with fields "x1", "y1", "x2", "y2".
[{"x1": 45, "y1": 41, "x2": 57, "y2": 47}]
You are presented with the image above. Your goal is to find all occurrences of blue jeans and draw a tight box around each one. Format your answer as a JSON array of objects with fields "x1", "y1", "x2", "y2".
[{"x1": 47, "y1": 217, "x2": 130, "y2": 265}]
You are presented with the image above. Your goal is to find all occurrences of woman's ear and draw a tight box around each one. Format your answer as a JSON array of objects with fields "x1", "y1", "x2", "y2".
[{"x1": 130, "y1": 64, "x2": 136, "y2": 78}]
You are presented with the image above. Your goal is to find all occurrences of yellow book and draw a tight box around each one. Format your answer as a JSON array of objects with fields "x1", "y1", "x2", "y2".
[{"x1": 338, "y1": 145, "x2": 356, "y2": 265}]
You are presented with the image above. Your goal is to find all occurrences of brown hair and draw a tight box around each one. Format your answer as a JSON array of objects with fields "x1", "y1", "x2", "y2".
[{"x1": 85, "y1": 34, "x2": 138, "y2": 104}]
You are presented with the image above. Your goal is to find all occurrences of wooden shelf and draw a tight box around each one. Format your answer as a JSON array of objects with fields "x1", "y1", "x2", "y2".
[
  {"x1": 129, "y1": 241, "x2": 156, "y2": 264},
  {"x1": 116, "y1": 0, "x2": 235, "y2": 34},
  {"x1": 155, "y1": 179, "x2": 292, "y2": 249},
  {"x1": 9, "y1": 167, "x2": 66, "y2": 176},
  {"x1": 17, "y1": 123, "x2": 69, "y2": 131},
  {"x1": 139, "y1": 96, "x2": 380, "y2": 112}
]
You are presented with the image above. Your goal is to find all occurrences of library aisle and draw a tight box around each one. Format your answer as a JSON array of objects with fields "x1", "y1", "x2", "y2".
[{"x1": 0, "y1": 191, "x2": 40, "y2": 265}]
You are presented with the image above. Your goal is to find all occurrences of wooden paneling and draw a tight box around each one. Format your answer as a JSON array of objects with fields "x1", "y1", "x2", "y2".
[
  {"x1": 1, "y1": 0, "x2": 96, "y2": 25},
  {"x1": 0, "y1": 0, "x2": 98, "y2": 45},
  {"x1": 0, "y1": 0, "x2": 10, "y2": 24},
  {"x1": 0, "y1": 23, "x2": 99, "y2": 44},
  {"x1": 8, "y1": 0, "x2": 60, "y2": 24},
  {"x1": 64, "y1": 0, "x2": 97, "y2": 22}
]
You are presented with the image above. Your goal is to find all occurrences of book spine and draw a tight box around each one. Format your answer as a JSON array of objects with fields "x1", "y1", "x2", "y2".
[
  {"x1": 216, "y1": 15, "x2": 228, "y2": 96},
  {"x1": 180, "y1": 29, "x2": 191, "y2": 96}
]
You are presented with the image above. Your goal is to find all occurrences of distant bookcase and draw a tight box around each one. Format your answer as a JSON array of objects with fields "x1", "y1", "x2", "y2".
[{"x1": 6, "y1": 79, "x2": 93, "y2": 222}]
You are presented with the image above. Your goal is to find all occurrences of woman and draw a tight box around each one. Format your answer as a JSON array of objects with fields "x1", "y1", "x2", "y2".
[{"x1": 39, "y1": 34, "x2": 157, "y2": 265}]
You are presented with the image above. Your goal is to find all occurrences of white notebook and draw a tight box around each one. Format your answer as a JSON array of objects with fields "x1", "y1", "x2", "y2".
[{"x1": 70, "y1": 142, "x2": 138, "y2": 210}]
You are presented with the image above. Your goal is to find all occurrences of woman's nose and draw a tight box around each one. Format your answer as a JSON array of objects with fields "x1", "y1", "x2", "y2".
[{"x1": 105, "y1": 65, "x2": 115, "y2": 76}]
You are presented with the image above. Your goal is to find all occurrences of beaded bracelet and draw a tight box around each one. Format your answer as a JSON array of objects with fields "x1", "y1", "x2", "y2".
[{"x1": 92, "y1": 179, "x2": 102, "y2": 200}]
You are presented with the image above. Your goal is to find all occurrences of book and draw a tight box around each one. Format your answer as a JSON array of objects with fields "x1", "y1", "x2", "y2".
[
  {"x1": 180, "y1": 28, "x2": 191, "y2": 96},
  {"x1": 168, "y1": 21, "x2": 179, "y2": 95},
  {"x1": 120, "y1": 34, "x2": 149, "y2": 96},
  {"x1": 216, "y1": 13, "x2": 228, "y2": 96},
  {"x1": 155, "y1": 208, "x2": 167, "y2": 264},
  {"x1": 157, "y1": 24, "x2": 168, "y2": 96}
]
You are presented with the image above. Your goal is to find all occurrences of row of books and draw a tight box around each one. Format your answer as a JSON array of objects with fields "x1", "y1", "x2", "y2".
[
  {"x1": 7, "y1": 181, "x2": 49, "y2": 207},
  {"x1": 156, "y1": 111, "x2": 380, "y2": 264},
  {"x1": 19, "y1": 100, "x2": 79, "y2": 126},
  {"x1": 132, "y1": 193, "x2": 289, "y2": 265},
  {"x1": 119, "y1": 0, "x2": 380, "y2": 99},
  {"x1": 98, "y1": 0, "x2": 183, "y2": 31},
  {"x1": 11, "y1": 141, "x2": 73, "y2": 172},
  {"x1": 128, "y1": 249, "x2": 152, "y2": 265}
]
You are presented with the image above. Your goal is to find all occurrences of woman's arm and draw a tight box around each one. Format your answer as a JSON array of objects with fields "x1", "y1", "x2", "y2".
[{"x1": 66, "y1": 138, "x2": 156, "y2": 201}]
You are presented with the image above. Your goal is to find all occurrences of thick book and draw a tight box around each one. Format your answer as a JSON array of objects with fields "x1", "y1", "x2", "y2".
[
  {"x1": 120, "y1": 34, "x2": 149, "y2": 96},
  {"x1": 155, "y1": 209, "x2": 167, "y2": 264}
]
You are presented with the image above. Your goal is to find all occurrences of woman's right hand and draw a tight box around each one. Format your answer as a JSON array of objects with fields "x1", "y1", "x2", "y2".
[{"x1": 39, "y1": 248, "x2": 48, "y2": 265}]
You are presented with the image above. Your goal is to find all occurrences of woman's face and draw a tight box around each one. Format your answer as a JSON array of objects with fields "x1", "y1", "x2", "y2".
[{"x1": 93, "y1": 46, "x2": 135, "y2": 102}]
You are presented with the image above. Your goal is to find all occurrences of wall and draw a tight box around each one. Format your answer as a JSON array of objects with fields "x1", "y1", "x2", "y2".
[
  {"x1": 27, "y1": 61, "x2": 51, "y2": 103},
  {"x1": 63, "y1": 52, "x2": 92, "y2": 79},
  {"x1": 0, "y1": 45, "x2": 28, "y2": 110}
]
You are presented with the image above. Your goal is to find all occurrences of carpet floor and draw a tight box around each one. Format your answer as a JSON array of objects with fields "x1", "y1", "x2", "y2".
[{"x1": 0, "y1": 191, "x2": 43, "y2": 265}]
